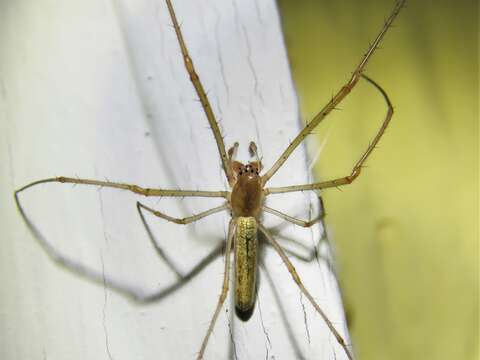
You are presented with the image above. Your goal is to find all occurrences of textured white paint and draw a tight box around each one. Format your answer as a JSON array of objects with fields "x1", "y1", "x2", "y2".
[{"x1": 1, "y1": 0, "x2": 351, "y2": 359}]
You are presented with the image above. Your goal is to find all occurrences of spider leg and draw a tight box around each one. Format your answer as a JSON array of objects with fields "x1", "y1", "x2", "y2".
[
  {"x1": 262, "y1": 205, "x2": 323, "y2": 228},
  {"x1": 165, "y1": 0, "x2": 233, "y2": 184},
  {"x1": 262, "y1": 0, "x2": 405, "y2": 184},
  {"x1": 197, "y1": 219, "x2": 235, "y2": 360},
  {"x1": 258, "y1": 223, "x2": 353, "y2": 360},
  {"x1": 137, "y1": 201, "x2": 228, "y2": 282},
  {"x1": 15, "y1": 177, "x2": 228, "y2": 198},
  {"x1": 137, "y1": 201, "x2": 184, "y2": 279},
  {"x1": 137, "y1": 202, "x2": 228, "y2": 225},
  {"x1": 265, "y1": 75, "x2": 393, "y2": 195}
]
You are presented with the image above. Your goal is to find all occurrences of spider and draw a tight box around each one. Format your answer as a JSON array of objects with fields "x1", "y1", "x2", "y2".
[{"x1": 14, "y1": 0, "x2": 405, "y2": 359}]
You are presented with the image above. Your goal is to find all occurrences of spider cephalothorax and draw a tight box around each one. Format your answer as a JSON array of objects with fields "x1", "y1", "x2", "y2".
[
  {"x1": 228, "y1": 142, "x2": 264, "y2": 218},
  {"x1": 230, "y1": 163, "x2": 264, "y2": 218}
]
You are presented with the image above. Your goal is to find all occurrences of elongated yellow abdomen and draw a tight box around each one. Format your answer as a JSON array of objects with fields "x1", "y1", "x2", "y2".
[{"x1": 234, "y1": 216, "x2": 258, "y2": 320}]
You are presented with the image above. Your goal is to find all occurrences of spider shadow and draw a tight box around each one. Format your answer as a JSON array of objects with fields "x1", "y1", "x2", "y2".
[
  {"x1": 15, "y1": 192, "x2": 338, "y2": 359},
  {"x1": 14, "y1": 192, "x2": 223, "y2": 304}
]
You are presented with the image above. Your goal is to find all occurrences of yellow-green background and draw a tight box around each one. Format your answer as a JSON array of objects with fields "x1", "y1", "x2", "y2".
[{"x1": 278, "y1": 1, "x2": 478, "y2": 359}]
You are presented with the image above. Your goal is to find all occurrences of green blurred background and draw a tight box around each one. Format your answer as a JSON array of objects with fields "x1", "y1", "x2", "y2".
[{"x1": 277, "y1": 0, "x2": 478, "y2": 359}]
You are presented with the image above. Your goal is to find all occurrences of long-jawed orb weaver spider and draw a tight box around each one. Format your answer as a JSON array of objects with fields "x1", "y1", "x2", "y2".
[{"x1": 14, "y1": 0, "x2": 405, "y2": 359}]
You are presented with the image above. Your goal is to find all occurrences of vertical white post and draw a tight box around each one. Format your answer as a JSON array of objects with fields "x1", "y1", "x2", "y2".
[{"x1": 2, "y1": 0, "x2": 351, "y2": 359}]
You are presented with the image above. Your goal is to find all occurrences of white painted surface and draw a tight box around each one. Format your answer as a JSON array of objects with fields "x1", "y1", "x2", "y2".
[{"x1": 1, "y1": 0, "x2": 351, "y2": 359}]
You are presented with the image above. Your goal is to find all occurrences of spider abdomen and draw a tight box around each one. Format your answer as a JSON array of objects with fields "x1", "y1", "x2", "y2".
[{"x1": 234, "y1": 216, "x2": 257, "y2": 320}]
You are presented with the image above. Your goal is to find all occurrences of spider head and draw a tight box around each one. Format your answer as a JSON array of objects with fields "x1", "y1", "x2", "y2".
[{"x1": 232, "y1": 161, "x2": 261, "y2": 179}]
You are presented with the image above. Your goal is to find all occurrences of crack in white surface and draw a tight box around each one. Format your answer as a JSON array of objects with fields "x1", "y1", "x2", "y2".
[
  {"x1": 226, "y1": 308, "x2": 239, "y2": 360},
  {"x1": 257, "y1": 294, "x2": 273, "y2": 360},
  {"x1": 101, "y1": 254, "x2": 114, "y2": 360},
  {"x1": 300, "y1": 292, "x2": 311, "y2": 345}
]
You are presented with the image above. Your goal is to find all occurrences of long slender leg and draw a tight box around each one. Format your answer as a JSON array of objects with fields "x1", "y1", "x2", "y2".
[
  {"x1": 258, "y1": 223, "x2": 353, "y2": 360},
  {"x1": 165, "y1": 0, "x2": 233, "y2": 184},
  {"x1": 262, "y1": 205, "x2": 323, "y2": 228},
  {"x1": 137, "y1": 201, "x2": 184, "y2": 279},
  {"x1": 265, "y1": 75, "x2": 393, "y2": 195},
  {"x1": 262, "y1": 0, "x2": 405, "y2": 184},
  {"x1": 197, "y1": 219, "x2": 235, "y2": 360},
  {"x1": 137, "y1": 202, "x2": 228, "y2": 225},
  {"x1": 137, "y1": 201, "x2": 228, "y2": 280},
  {"x1": 15, "y1": 177, "x2": 228, "y2": 198}
]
